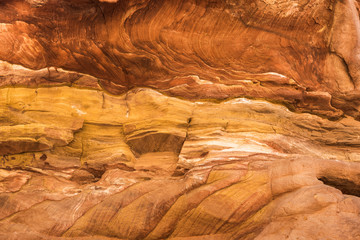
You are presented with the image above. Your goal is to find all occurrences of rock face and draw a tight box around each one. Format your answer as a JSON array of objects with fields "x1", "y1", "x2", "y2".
[{"x1": 0, "y1": 0, "x2": 360, "y2": 239}]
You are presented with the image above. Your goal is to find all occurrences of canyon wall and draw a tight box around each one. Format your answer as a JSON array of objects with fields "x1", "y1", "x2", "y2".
[{"x1": 1, "y1": 0, "x2": 360, "y2": 239}]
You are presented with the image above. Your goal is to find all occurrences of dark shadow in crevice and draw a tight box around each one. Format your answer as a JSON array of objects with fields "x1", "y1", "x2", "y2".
[
  {"x1": 318, "y1": 176, "x2": 360, "y2": 197},
  {"x1": 86, "y1": 167, "x2": 106, "y2": 179}
]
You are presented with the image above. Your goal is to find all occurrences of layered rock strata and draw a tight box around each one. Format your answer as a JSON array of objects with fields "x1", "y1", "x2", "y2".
[
  {"x1": 0, "y1": 0, "x2": 360, "y2": 239},
  {"x1": 0, "y1": 0, "x2": 359, "y2": 118},
  {"x1": 1, "y1": 87, "x2": 360, "y2": 239}
]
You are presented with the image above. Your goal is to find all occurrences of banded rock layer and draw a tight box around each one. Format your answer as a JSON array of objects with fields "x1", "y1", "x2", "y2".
[{"x1": 0, "y1": 0, "x2": 360, "y2": 240}]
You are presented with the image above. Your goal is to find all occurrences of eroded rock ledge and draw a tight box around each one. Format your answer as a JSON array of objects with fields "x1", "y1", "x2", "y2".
[
  {"x1": 1, "y1": 86, "x2": 360, "y2": 239},
  {"x1": 1, "y1": 0, "x2": 360, "y2": 240},
  {"x1": 0, "y1": 0, "x2": 360, "y2": 118}
]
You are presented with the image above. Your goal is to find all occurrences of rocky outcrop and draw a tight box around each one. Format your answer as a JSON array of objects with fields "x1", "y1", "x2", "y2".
[
  {"x1": 1, "y1": 0, "x2": 360, "y2": 239},
  {"x1": 1, "y1": 0, "x2": 360, "y2": 117}
]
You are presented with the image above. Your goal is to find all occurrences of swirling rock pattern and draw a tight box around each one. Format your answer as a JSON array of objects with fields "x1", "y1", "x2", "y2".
[{"x1": 0, "y1": 0, "x2": 360, "y2": 239}]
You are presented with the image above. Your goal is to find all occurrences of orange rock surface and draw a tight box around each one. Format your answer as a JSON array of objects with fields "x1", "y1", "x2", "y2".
[{"x1": 0, "y1": 0, "x2": 360, "y2": 239}]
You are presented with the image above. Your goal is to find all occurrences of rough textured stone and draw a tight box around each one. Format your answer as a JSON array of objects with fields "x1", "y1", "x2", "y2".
[{"x1": 0, "y1": 0, "x2": 360, "y2": 240}]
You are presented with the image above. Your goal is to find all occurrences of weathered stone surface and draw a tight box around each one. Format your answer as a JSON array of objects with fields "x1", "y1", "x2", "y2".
[
  {"x1": 0, "y1": 0, "x2": 360, "y2": 239},
  {"x1": 0, "y1": 0, "x2": 360, "y2": 117}
]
